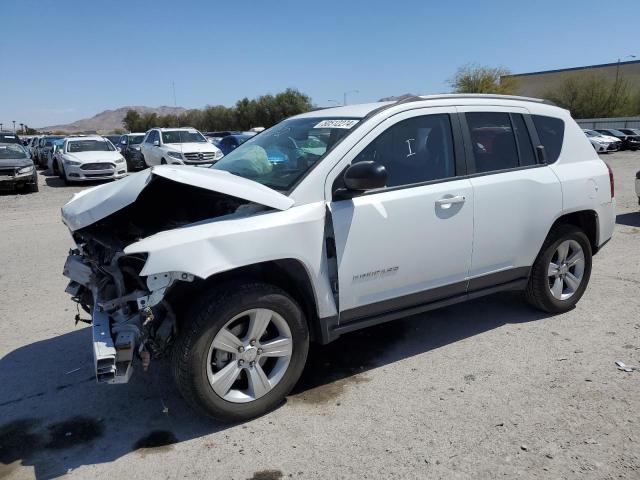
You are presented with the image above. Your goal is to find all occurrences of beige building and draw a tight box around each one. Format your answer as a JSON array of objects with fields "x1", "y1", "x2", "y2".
[{"x1": 503, "y1": 60, "x2": 640, "y2": 98}]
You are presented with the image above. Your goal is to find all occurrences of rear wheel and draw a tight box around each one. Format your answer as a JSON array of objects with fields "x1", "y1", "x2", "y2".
[
  {"x1": 172, "y1": 283, "x2": 309, "y2": 421},
  {"x1": 525, "y1": 224, "x2": 592, "y2": 313}
]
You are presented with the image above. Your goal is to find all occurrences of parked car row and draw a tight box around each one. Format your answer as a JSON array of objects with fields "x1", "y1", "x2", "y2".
[{"x1": 582, "y1": 128, "x2": 640, "y2": 153}]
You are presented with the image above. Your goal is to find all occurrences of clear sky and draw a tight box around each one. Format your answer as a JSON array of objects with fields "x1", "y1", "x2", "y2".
[{"x1": 1, "y1": 0, "x2": 638, "y2": 128}]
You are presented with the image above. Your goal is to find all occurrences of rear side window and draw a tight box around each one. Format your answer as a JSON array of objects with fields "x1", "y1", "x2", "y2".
[
  {"x1": 465, "y1": 112, "x2": 519, "y2": 173},
  {"x1": 532, "y1": 115, "x2": 564, "y2": 163}
]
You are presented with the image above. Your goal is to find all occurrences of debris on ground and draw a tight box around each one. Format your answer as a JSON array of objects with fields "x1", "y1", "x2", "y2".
[{"x1": 615, "y1": 361, "x2": 637, "y2": 372}]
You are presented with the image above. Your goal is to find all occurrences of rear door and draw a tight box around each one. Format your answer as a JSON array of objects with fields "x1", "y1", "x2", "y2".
[{"x1": 457, "y1": 107, "x2": 562, "y2": 288}]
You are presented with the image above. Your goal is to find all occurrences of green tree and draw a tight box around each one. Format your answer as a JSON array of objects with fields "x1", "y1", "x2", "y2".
[
  {"x1": 449, "y1": 64, "x2": 517, "y2": 94},
  {"x1": 123, "y1": 110, "x2": 141, "y2": 131},
  {"x1": 543, "y1": 73, "x2": 632, "y2": 118}
]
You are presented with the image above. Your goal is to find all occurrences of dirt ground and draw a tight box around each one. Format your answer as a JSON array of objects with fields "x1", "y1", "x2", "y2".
[{"x1": 0, "y1": 153, "x2": 639, "y2": 479}]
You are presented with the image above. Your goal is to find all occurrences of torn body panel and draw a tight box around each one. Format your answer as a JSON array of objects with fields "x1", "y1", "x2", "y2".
[{"x1": 61, "y1": 171, "x2": 335, "y2": 385}]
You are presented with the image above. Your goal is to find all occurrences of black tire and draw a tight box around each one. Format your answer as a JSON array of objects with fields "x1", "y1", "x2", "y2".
[
  {"x1": 141, "y1": 154, "x2": 150, "y2": 168},
  {"x1": 60, "y1": 164, "x2": 71, "y2": 185},
  {"x1": 25, "y1": 181, "x2": 39, "y2": 193},
  {"x1": 525, "y1": 224, "x2": 592, "y2": 313},
  {"x1": 172, "y1": 282, "x2": 309, "y2": 421},
  {"x1": 161, "y1": 158, "x2": 167, "y2": 165}
]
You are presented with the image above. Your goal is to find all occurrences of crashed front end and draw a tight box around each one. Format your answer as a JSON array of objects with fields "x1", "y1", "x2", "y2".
[
  {"x1": 61, "y1": 166, "x2": 293, "y2": 384},
  {"x1": 64, "y1": 241, "x2": 193, "y2": 383}
]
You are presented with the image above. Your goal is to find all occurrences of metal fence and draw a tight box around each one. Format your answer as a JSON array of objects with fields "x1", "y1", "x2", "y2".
[{"x1": 576, "y1": 117, "x2": 640, "y2": 129}]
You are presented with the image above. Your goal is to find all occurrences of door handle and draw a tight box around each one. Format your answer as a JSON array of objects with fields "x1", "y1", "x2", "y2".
[{"x1": 435, "y1": 195, "x2": 466, "y2": 208}]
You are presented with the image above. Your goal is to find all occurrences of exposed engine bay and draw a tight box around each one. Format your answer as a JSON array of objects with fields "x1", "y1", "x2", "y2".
[{"x1": 63, "y1": 174, "x2": 263, "y2": 383}]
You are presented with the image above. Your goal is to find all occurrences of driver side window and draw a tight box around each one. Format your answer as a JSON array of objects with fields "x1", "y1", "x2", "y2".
[{"x1": 352, "y1": 114, "x2": 456, "y2": 188}]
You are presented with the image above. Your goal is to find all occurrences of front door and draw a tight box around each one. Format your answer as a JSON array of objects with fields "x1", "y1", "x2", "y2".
[{"x1": 329, "y1": 109, "x2": 474, "y2": 322}]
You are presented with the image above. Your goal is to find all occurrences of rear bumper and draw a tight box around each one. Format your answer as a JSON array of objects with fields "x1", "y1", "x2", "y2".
[{"x1": 597, "y1": 198, "x2": 616, "y2": 251}]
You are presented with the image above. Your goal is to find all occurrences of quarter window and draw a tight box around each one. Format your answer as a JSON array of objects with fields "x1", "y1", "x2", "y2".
[
  {"x1": 352, "y1": 114, "x2": 456, "y2": 188},
  {"x1": 532, "y1": 115, "x2": 564, "y2": 163}
]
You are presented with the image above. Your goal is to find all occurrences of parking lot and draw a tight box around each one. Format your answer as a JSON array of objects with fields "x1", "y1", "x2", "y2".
[{"x1": 0, "y1": 153, "x2": 639, "y2": 479}]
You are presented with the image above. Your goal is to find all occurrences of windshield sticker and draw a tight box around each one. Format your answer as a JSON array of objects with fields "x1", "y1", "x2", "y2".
[{"x1": 313, "y1": 119, "x2": 359, "y2": 129}]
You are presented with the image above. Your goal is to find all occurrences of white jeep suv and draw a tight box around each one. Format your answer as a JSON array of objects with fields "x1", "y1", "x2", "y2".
[
  {"x1": 61, "y1": 94, "x2": 615, "y2": 421},
  {"x1": 139, "y1": 127, "x2": 223, "y2": 167}
]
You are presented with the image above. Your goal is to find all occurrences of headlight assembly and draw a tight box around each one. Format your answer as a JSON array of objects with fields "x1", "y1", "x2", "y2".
[
  {"x1": 17, "y1": 165, "x2": 35, "y2": 175},
  {"x1": 115, "y1": 157, "x2": 125, "y2": 163},
  {"x1": 64, "y1": 159, "x2": 82, "y2": 166},
  {"x1": 214, "y1": 150, "x2": 223, "y2": 160},
  {"x1": 167, "y1": 151, "x2": 183, "y2": 160}
]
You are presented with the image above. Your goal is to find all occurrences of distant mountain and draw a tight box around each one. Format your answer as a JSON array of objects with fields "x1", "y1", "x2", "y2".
[{"x1": 38, "y1": 106, "x2": 187, "y2": 133}]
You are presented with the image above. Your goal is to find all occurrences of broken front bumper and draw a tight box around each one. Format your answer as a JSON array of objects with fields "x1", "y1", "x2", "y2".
[
  {"x1": 92, "y1": 304, "x2": 135, "y2": 383},
  {"x1": 63, "y1": 250, "x2": 193, "y2": 385}
]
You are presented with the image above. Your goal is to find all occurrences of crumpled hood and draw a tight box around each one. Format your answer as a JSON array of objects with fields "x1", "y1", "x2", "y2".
[{"x1": 61, "y1": 165, "x2": 294, "y2": 231}]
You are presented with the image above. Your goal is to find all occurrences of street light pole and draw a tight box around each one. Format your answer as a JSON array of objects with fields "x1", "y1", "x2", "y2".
[
  {"x1": 616, "y1": 54, "x2": 636, "y2": 83},
  {"x1": 343, "y1": 90, "x2": 359, "y2": 106},
  {"x1": 12, "y1": 121, "x2": 16, "y2": 133},
  {"x1": 327, "y1": 99, "x2": 342, "y2": 106}
]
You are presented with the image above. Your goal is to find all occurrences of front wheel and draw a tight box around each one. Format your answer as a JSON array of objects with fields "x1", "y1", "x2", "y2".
[
  {"x1": 172, "y1": 283, "x2": 309, "y2": 421},
  {"x1": 525, "y1": 224, "x2": 592, "y2": 313}
]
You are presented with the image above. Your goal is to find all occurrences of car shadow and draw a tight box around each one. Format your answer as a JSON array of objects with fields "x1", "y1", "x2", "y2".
[
  {"x1": 41, "y1": 170, "x2": 109, "y2": 189},
  {"x1": 616, "y1": 212, "x2": 640, "y2": 227},
  {"x1": 0, "y1": 291, "x2": 554, "y2": 478}
]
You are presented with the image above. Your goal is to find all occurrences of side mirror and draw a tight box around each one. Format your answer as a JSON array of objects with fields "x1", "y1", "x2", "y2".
[
  {"x1": 153, "y1": 140, "x2": 160, "y2": 147},
  {"x1": 334, "y1": 161, "x2": 387, "y2": 199}
]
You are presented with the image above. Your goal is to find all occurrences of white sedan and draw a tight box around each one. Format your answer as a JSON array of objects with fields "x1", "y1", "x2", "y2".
[
  {"x1": 54, "y1": 136, "x2": 127, "y2": 184},
  {"x1": 583, "y1": 129, "x2": 618, "y2": 153}
]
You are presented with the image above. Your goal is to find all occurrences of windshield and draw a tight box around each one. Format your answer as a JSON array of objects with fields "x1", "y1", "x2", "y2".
[
  {"x1": 212, "y1": 117, "x2": 360, "y2": 190},
  {"x1": 129, "y1": 135, "x2": 144, "y2": 145},
  {"x1": 584, "y1": 130, "x2": 598, "y2": 137},
  {"x1": 603, "y1": 129, "x2": 625, "y2": 136},
  {"x1": 44, "y1": 136, "x2": 63, "y2": 147},
  {"x1": 67, "y1": 139, "x2": 114, "y2": 152},
  {"x1": 0, "y1": 144, "x2": 29, "y2": 159},
  {"x1": 161, "y1": 130, "x2": 206, "y2": 144},
  {"x1": 0, "y1": 133, "x2": 20, "y2": 144}
]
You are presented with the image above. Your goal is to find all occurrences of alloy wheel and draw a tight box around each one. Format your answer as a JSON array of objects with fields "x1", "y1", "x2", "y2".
[
  {"x1": 206, "y1": 308, "x2": 293, "y2": 403},
  {"x1": 547, "y1": 239, "x2": 585, "y2": 300}
]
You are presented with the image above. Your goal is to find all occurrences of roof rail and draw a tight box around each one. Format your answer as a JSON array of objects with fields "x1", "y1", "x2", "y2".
[{"x1": 416, "y1": 93, "x2": 557, "y2": 106}]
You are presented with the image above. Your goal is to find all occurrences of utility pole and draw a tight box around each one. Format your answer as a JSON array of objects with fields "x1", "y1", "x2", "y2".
[
  {"x1": 343, "y1": 90, "x2": 359, "y2": 106},
  {"x1": 0, "y1": 123, "x2": 3, "y2": 131},
  {"x1": 20, "y1": 123, "x2": 24, "y2": 134},
  {"x1": 172, "y1": 81, "x2": 177, "y2": 107}
]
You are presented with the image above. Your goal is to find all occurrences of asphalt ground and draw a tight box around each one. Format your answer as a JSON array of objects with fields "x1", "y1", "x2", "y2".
[{"x1": 0, "y1": 152, "x2": 639, "y2": 479}]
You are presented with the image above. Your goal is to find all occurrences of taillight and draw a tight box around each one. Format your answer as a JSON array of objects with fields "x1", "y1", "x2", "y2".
[{"x1": 605, "y1": 162, "x2": 614, "y2": 198}]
